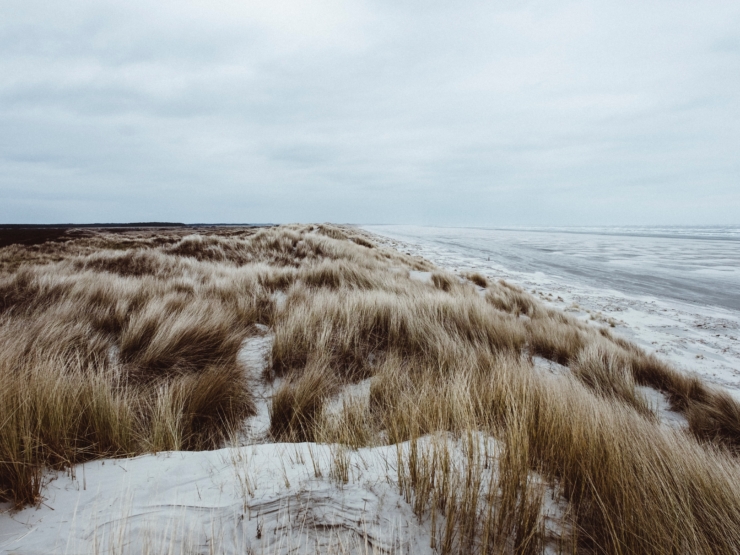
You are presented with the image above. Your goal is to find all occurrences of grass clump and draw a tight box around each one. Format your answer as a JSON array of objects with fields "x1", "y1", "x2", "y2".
[
  {"x1": 269, "y1": 357, "x2": 337, "y2": 442},
  {"x1": 570, "y1": 342, "x2": 654, "y2": 417}
]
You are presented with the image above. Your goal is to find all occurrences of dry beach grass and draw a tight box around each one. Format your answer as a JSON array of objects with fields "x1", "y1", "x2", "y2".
[{"x1": 2, "y1": 224, "x2": 740, "y2": 553}]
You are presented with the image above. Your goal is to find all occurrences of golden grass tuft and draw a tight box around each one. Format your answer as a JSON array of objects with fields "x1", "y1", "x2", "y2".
[
  {"x1": 269, "y1": 357, "x2": 337, "y2": 442},
  {"x1": 570, "y1": 342, "x2": 654, "y2": 417},
  {"x1": 463, "y1": 272, "x2": 489, "y2": 288},
  {"x1": 485, "y1": 280, "x2": 541, "y2": 318}
]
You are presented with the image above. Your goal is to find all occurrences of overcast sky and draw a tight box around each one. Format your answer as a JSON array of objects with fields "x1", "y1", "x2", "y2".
[{"x1": 1, "y1": 1, "x2": 739, "y2": 225}]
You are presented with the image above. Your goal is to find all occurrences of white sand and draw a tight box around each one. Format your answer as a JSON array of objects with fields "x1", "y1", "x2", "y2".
[{"x1": 0, "y1": 442, "x2": 436, "y2": 555}]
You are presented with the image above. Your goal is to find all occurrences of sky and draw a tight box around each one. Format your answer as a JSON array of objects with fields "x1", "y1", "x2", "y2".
[{"x1": 1, "y1": 0, "x2": 739, "y2": 226}]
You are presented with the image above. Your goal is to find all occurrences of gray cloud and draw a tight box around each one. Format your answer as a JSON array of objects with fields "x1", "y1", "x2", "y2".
[{"x1": 1, "y1": 0, "x2": 738, "y2": 225}]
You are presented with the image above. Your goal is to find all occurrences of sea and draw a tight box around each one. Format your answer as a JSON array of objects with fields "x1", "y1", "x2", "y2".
[{"x1": 364, "y1": 225, "x2": 740, "y2": 311}]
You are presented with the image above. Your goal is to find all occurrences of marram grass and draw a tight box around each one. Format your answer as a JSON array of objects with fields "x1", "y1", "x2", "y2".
[{"x1": 2, "y1": 224, "x2": 740, "y2": 553}]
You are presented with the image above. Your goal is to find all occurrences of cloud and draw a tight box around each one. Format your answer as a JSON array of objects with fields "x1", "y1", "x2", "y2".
[{"x1": 1, "y1": 0, "x2": 738, "y2": 224}]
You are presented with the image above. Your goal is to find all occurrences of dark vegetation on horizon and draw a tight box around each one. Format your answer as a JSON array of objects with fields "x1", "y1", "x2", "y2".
[
  {"x1": 1, "y1": 224, "x2": 740, "y2": 554},
  {"x1": 0, "y1": 223, "x2": 188, "y2": 228},
  {"x1": 0, "y1": 224, "x2": 274, "y2": 249}
]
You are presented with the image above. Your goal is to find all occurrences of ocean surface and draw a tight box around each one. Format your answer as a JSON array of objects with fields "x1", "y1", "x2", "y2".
[{"x1": 365, "y1": 225, "x2": 740, "y2": 311}]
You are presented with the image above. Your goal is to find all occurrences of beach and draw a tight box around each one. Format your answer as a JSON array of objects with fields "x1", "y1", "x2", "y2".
[{"x1": 364, "y1": 225, "x2": 740, "y2": 396}]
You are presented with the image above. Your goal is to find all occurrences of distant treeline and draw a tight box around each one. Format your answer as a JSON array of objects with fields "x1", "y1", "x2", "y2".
[
  {"x1": 0, "y1": 223, "x2": 273, "y2": 249},
  {"x1": 0, "y1": 223, "x2": 187, "y2": 229}
]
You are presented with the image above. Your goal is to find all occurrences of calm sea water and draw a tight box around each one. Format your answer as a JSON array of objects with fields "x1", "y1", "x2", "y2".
[{"x1": 365, "y1": 226, "x2": 740, "y2": 311}]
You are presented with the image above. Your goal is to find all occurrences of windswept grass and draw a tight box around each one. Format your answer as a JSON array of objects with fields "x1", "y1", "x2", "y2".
[
  {"x1": 3, "y1": 223, "x2": 740, "y2": 554},
  {"x1": 269, "y1": 355, "x2": 338, "y2": 442},
  {"x1": 569, "y1": 341, "x2": 653, "y2": 417}
]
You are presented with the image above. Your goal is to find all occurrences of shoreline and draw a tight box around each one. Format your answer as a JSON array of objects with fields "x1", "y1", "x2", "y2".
[{"x1": 363, "y1": 225, "x2": 740, "y2": 397}]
